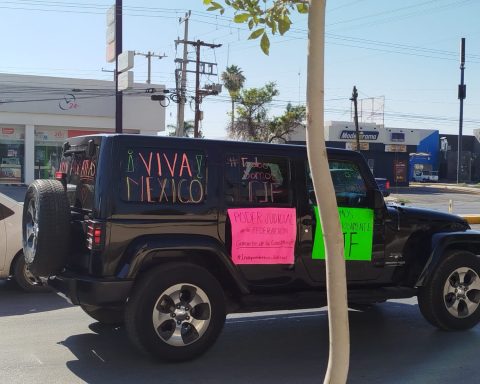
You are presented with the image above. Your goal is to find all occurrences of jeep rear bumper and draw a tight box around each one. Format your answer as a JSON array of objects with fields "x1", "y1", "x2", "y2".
[{"x1": 48, "y1": 272, "x2": 133, "y2": 306}]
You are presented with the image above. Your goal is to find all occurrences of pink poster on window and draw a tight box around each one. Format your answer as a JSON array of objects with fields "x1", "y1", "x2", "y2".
[{"x1": 228, "y1": 208, "x2": 297, "y2": 265}]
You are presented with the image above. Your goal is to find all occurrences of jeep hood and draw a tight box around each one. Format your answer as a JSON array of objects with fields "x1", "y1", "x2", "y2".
[{"x1": 387, "y1": 204, "x2": 470, "y2": 232}]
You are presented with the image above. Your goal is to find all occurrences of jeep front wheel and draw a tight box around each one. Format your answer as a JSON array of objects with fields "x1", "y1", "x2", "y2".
[
  {"x1": 125, "y1": 264, "x2": 226, "y2": 362},
  {"x1": 22, "y1": 180, "x2": 70, "y2": 277},
  {"x1": 418, "y1": 250, "x2": 480, "y2": 330}
]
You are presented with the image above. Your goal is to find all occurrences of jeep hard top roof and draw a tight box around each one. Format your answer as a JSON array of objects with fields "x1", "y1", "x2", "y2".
[{"x1": 64, "y1": 133, "x2": 363, "y2": 161}]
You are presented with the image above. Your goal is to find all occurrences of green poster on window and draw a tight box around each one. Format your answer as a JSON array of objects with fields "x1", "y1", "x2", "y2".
[{"x1": 312, "y1": 206, "x2": 374, "y2": 261}]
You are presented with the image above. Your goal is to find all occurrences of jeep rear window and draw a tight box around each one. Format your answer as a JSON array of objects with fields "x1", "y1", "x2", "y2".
[
  {"x1": 121, "y1": 148, "x2": 206, "y2": 204},
  {"x1": 224, "y1": 153, "x2": 291, "y2": 205},
  {"x1": 58, "y1": 144, "x2": 99, "y2": 211}
]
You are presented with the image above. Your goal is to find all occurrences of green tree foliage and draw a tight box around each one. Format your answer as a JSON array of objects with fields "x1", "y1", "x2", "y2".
[
  {"x1": 203, "y1": 0, "x2": 309, "y2": 55},
  {"x1": 230, "y1": 82, "x2": 279, "y2": 141},
  {"x1": 267, "y1": 103, "x2": 306, "y2": 143},
  {"x1": 221, "y1": 65, "x2": 246, "y2": 129},
  {"x1": 230, "y1": 84, "x2": 305, "y2": 143}
]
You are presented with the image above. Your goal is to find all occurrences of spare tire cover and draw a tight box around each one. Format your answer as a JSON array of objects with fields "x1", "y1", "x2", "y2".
[{"x1": 22, "y1": 179, "x2": 70, "y2": 277}]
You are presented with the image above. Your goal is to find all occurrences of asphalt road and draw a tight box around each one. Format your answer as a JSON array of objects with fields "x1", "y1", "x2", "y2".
[
  {"x1": 2, "y1": 280, "x2": 480, "y2": 384},
  {"x1": 2, "y1": 184, "x2": 480, "y2": 383},
  {"x1": 388, "y1": 184, "x2": 480, "y2": 215}
]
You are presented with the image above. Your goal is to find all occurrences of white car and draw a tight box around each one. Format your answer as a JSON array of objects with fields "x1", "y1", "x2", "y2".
[{"x1": 0, "y1": 192, "x2": 47, "y2": 291}]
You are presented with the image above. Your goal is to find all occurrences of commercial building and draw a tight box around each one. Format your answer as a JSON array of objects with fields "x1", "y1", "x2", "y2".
[
  {"x1": 437, "y1": 132, "x2": 480, "y2": 182},
  {"x1": 324, "y1": 121, "x2": 439, "y2": 186},
  {"x1": 0, "y1": 73, "x2": 165, "y2": 185}
]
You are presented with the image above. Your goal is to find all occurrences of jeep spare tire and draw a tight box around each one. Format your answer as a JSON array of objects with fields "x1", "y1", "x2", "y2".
[{"x1": 22, "y1": 179, "x2": 70, "y2": 277}]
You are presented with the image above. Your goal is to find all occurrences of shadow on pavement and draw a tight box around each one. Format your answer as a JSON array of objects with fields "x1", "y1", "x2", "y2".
[
  {"x1": 59, "y1": 301, "x2": 480, "y2": 384},
  {"x1": 0, "y1": 280, "x2": 73, "y2": 317}
]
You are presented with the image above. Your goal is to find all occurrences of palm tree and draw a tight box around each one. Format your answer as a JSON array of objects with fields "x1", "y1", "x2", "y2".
[
  {"x1": 167, "y1": 120, "x2": 202, "y2": 137},
  {"x1": 221, "y1": 65, "x2": 246, "y2": 129}
]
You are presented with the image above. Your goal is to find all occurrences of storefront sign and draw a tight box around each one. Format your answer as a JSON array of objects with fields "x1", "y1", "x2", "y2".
[
  {"x1": 339, "y1": 130, "x2": 379, "y2": 141},
  {"x1": 35, "y1": 128, "x2": 68, "y2": 143},
  {"x1": 346, "y1": 142, "x2": 369, "y2": 151},
  {"x1": 394, "y1": 160, "x2": 407, "y2": 183},
  {"x1": 385, "y1": 144, "x2": 407, "y2": 152},
  {"x1": 58, "y1": 94, "x2": 79, "y2": 111},
  {"x1": 0, "y1": 127, "x2": 24, "y2": 140}
]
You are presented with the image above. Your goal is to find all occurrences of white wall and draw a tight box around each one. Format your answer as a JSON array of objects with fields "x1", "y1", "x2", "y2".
[
  {"x1": 0, "y1": 73, "x2": 165, "y2": 133},
  {"x1": 0, "y1": 73, "x2": 166, "y2": 184}
]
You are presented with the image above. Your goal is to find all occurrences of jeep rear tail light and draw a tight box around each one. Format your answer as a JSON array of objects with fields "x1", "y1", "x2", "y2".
[
  {"x1": 86, "y1": 221, "x2": 105, "y2": 250},
  {"x1": 55, "y1": 172, "x2": 67, "y2": 188},
  {"x1": 385, "y1": 180, "x2": 390, "y2": 190}
]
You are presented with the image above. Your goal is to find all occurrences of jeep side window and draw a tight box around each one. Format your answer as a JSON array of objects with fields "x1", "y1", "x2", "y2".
[
  {"x1": 224, "y1": 153, "x2": 291, "y2": 205},
  {"x1": 121, "y1": 148, "x2": 206, "y2": 204},
  {"x1": 307, "y1": 160, "x2": 368, "y2": 208}
]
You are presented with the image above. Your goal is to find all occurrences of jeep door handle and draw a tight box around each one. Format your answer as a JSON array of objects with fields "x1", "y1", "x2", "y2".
[{"x1": 302, "y1": 219, "x2": 312, "y2": 226}]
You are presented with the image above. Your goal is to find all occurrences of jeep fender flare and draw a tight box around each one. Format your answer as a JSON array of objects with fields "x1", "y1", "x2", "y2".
[
  {"x1": 416, "y1": 231, "x2": 480, "y2": 286},
  {"x1": 116, "y1": 234, "x2": 249, "y2": 295}
]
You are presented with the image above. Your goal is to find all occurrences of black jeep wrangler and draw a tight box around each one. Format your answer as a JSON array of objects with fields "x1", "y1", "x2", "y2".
[{"x1": 22, "y1": 134, "x2": 480, "y2": 362}]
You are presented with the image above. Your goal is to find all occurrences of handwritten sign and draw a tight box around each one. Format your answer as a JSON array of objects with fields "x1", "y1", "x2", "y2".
[
  {"x1": 225, "y1": 154, "x2": 288, "y2": 204},
  {"x1": 58, "y1": 156, "x2": 96, "y2": 184},
  {"x1": 122, "y1": 149, "x2": 205, "y2": 204},
  {"x1": 228, "y1": 208, "x2": 296, "y2": 264},
  {"x1": 312, "y1": 206, "x2": 373, "y2": 261}
]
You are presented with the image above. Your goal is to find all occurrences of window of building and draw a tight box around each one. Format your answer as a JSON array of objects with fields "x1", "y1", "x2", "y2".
[
  {"x1": 391, "y1": 132, "x2": 405, "y2": 142},
  {"x1": 34, "y1": 128, "x2": 68, "y2": 179},
  {"x1": 0, "y1": 127, "x2": 25, "y2": 184},
  {"x1": 224, "y1": 153, "x2": 291, "y2": 205}
]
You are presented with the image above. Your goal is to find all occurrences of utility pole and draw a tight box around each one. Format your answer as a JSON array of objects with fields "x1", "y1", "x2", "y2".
[
  {"x1": 193, "y1": 40, "x2": 221, "y2": 138},
  {"x1": 194, "y1": 41, "x2": 202, "y2": 139},
  {"x1": 457, "y1": 37, "x2": 466, "y2": 184},
  {"x1": 115, "y1": 0, "x2": 123, "y2": 133},
  {"x1": 134, "y1": 51, "x2": 167, "y2": 84},
  {"x1": 176, "y1": 11, "x2": 191, "y2": 137},
  {"x1": 174, "y1": 39, "x2": 221, "y2": 138},
  {"x1": 350, "y1": 86, "x2": 360, "y2": 152}
]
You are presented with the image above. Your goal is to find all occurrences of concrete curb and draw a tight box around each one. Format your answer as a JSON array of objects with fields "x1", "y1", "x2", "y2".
[{"x1": 408, "y1": 182, "x2": 480, "y2": 195}]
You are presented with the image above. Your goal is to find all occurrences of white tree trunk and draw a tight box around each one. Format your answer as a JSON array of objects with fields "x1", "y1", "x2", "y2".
[{"x1": 306, "y1": 1, "x2": 350, "y2": 383}]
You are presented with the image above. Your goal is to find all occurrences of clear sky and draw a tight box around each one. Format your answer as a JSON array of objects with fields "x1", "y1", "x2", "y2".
[{"x1": 1, "y1": 0, "x2": 479, "y2": 139}]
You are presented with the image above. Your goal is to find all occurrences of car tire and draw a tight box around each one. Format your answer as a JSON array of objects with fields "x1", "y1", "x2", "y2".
[
  {"x1": 22, "y1": 180, "x2": 70, "y2": 277},
  {"x1": 418, "y1": 250, "x2": 480, "y2": 330},
  {"x1": 81, "y1": 304, "x2": 125, "y2": 325},
  {"x1": 125, "y1": 263, "x2": 226, "y2": 362},
  {"x1": 13, "y1": 254, "x2": 50, "y2": 292}
]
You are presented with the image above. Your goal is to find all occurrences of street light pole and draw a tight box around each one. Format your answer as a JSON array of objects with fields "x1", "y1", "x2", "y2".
[
  {"x1": 115, "y1": 0, "x2": 123, "y2": 134},
  {"x1": 350, "y1": 86, "x2": 360, "y2": 152},
  {"x1": 457, "y1": 38, "x2": 466, "y2": 183}
]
